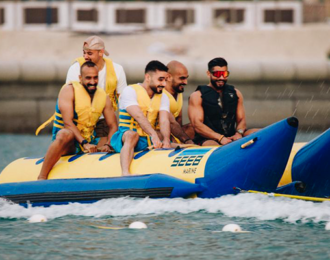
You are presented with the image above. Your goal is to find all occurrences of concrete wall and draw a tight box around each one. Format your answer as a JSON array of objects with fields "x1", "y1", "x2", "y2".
[{"x1": 1, "y1": 81, "x2": 329, "y2": 134}]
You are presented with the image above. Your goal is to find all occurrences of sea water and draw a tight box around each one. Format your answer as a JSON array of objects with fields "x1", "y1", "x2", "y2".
[{"x1": 0, "y1": 134, "x2": 330, "y2": 260}]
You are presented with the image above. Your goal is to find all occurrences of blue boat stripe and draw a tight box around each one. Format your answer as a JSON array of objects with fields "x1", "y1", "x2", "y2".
[{"x1": 179, "y1": 148, "x2": 212, "y2": 156}]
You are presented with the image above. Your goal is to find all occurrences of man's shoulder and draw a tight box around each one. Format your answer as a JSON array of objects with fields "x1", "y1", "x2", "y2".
[
  {"x1": 189, "y1": 89, "x2": 202, "y2": 101},
  {"x1": 224, "y1": 84, "x2": 236, "y2": 91},
  {"x1": 105, "y1": 59, "x2": 124, "y2": 71},
  {"x1": 163, "y1": 89, "x2": 172, "y2": 98},
  {"x1": 195, "y1": 85, "x2": 209, "y2": 91},
  {"x1": 121, "y1": 85, "x2": 136, "y2": 97},
  {"x1": 67, "y1": 62, "x2": 80, "y2": 76},
  {"x1": 63, "y1": 82, "x2": 74, "y2": 90},
  {"x1": 195, "y1": 85, "x2": 216, "y2": 95},
  {"x1": 112, "y1": 61, "x2": 123, "y2": 69},
  {"x1": 58, "y1": 83, "x2": 74, "y2": 100}
]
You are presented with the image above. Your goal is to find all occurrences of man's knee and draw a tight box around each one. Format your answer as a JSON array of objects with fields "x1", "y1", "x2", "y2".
[
  {"x1": 123, "y1": 131, "x2": 139, "y2": 145},
  {"x1": 202, "y1": 140, "x2": 218, "y2": 146},
  {"x1": 55, "y1": 129, "x2": 75, "y2": 145}
]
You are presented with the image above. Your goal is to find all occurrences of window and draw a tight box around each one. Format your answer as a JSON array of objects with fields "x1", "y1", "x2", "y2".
[
  {"x1": 77, "y1": 9, "x2": 98, "y2": 22},
  {"x1": 116, "y1": 9, "x2": 146, "y2": 24},
  {"x1": 0, "y1": 8, "x2": 4, "y2": 25},
  {"x1": 24, "y1": 7, "x2": 58, "y2": 24},
  {"x1": 214, "y1": 9, "x2": 245, "y2": 24},
  {"x1": 166, "y1": 9, "x2": 195, "y2": 26},
  {"x1": 264, "y1": 9, "x2": 294, "y2": 23}
]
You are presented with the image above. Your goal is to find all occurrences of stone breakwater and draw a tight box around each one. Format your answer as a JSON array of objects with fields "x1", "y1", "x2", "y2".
[
  {"x1": 0, "y1": 59, "x2": 329, "y2": 83},
  {"x1": 0, "y1": 80, "x2": 329, "y2": 134}
]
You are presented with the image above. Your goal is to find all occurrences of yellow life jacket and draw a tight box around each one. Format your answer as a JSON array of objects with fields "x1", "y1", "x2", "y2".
[
  {"x1": 118, "y1": 84, "x2": 162, "y2": 137},
  {"x1": 71, "y1": 81, "x2": 106, "y2": 142},
  {"x1": 163, "y1": 89, "x2": 182, "y2": 118},
  {"x1": 75, "y1": 57, "x2": 118, "y2": 111},
  {"x1": 36, "y1": 82, "x2": 106, "y2": 143},
  {"x1": 155, "y1": 89, "x2": 182, "y2": 131}
]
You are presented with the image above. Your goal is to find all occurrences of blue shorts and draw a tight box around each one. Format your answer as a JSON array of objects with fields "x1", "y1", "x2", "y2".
[{"x1": 110, "y1": 129, "x2": 149, "y2": 153}]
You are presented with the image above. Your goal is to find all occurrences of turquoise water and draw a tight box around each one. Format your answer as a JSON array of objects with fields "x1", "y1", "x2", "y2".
[{"x1": 1, "y1": 134, "x2": 330, "y2": 260}]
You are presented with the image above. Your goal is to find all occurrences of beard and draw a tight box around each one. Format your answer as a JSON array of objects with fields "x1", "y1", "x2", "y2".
[
  {"x1": 150, "y1": 84, "x2": 164, "y2": 94},
  {"x1": 211, "y1": 78, "x2": 227, "y2": 90},
  {"x1": 173, "y1": 83, "x2": 185, "y2": 93},
  {"x1": 83, "y1": 83, "x2": 97, "y2": 94}
]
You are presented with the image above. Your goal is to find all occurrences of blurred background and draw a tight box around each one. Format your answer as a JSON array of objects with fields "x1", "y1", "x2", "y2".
[{"x1": 0, "y1": 0, "x2": 329, "y2": 135}]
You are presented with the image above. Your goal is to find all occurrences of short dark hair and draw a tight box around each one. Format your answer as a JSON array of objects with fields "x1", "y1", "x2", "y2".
[
  {"x1": 80, "y1": 61, "x2": 98, "y2": 75},
  {"x1": 208, "y1": 58, "x2": 228, "y2": 71},
  {"x1": 145, "y1": 60, "x2": 168, "y2": 74}
]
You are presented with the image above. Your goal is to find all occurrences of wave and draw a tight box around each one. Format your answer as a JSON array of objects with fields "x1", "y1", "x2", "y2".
[{"x1": 0, "y1": 193, "x2": 329, "y2": 223}]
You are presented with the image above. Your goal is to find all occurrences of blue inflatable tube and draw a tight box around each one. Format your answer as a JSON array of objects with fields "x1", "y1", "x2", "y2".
[
  {"x1": 0, "y1": 117, "x2": 298, "y2": 207},
  {"x1": 276, "y1": 127, "x2": 330, "y2": 198}
]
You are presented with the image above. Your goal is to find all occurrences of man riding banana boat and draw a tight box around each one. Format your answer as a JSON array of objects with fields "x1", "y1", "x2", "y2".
[{"x1": 37, "y1": 61, "x2": 118, "y2": 180}]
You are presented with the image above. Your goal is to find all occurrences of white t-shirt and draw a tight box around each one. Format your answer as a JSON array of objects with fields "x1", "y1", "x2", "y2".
[
  {"x1": 119, "y1": 85, "x2": 170, "y2": 113},
  {"x1": 66, "y1": 61, "x2": 127, "y2": 94}
]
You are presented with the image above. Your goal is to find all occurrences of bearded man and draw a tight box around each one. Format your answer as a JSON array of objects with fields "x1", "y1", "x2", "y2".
[
  {"x1": 110, "y1": 60, "x2": 172, "y2": 176},
  {"x1": 188, "y1": 57, "x2": 256, "y2": 146},
  {"x1": 38, "y1": 61, "x2": 118, "y2": 180},
  {"x1": 158, "y1": 60, "x2": 194, "y2": 144}
]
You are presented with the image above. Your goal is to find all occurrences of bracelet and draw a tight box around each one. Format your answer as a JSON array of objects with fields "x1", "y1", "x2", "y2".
[
  {"x1": 236, "y1": 129, "x2": 245, "y2": 135},
  {"x1": 80, "y1": 139, "x2": 88, "y2": 146},
  {"x1": 217, "y1": 135, "x2": 224, "y2": 144}
]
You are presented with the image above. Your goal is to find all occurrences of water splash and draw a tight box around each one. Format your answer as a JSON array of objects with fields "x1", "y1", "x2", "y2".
[{"x1": 1, "y1": 194, "x2": 329, "y2": 224}]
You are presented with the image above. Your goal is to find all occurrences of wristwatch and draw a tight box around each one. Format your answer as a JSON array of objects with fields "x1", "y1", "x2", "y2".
[
  {"x1": 236, "y1": 129, "x2": 245, "y2": 135},
  {"x1": 80, "y1": 139, "x2": 88, "y2": 146}
]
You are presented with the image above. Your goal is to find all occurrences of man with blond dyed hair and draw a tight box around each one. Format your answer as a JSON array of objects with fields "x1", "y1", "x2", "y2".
[{"x1": 66, "y1": 35, "x2": 127, "y2": 146}]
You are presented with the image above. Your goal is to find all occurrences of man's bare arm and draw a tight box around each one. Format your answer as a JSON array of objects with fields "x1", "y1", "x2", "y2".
[
  {"x1": 188, "y1": 91, "x2": 231, "y2": 145},
  {"x1": 126, "y1": 105, "x2": 162, "y2": 148},
  {"x1": 58, "y1": 84, "x2": 85, "y2": 144},
  {"x1": 102, "y1": 96, "x2": 118, "y2": 150},
  {"x1": 169, "y1": 112, "x2": 193, "y2": 143},
  {"x1": 235, "y1": 89, "x2": 247, "y2": 131},
  {"x1": 228, "y1": 89, "x2": 247, "y2": 140},
  {"x1": 176, "y1": 110, "x2": 183, "y2": 126},
  {"x1": 159, "y1": 111, "x2": 171, "y2": 148}
]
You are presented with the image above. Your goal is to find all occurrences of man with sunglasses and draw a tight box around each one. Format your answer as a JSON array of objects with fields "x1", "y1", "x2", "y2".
[
  {"x1": 188, "y1": 57, "x2": 253, "y2": 146},
  {"x1": 66, "y1": 35, "x2": 127, "y2": 148}
]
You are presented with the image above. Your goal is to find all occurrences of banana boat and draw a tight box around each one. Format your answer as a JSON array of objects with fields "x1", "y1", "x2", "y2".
[
  {"x1": 0, "y1": 117, "x2": 298, "y2": 207},
  {"x1": 276, "y1": 128, "x2": 330, "y2": 199}
]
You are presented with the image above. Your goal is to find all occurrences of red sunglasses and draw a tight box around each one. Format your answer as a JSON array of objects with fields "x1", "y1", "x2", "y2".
[{"x1": 211, "y1": 71, "x2": 230, "y2": 78}]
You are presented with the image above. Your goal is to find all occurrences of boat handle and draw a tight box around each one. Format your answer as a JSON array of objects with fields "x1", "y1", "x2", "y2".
[{"x1": 241, "y1": 137, "x2": 258, "y2": 149}]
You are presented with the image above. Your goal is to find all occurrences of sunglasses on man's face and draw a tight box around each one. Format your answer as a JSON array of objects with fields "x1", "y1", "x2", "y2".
[{"x1": 211, "y1": 71, "x2": 230, "y2": 78}]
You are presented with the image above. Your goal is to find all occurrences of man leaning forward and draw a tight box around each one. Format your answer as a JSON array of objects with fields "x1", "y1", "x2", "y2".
[{"x1": 110, "y1": 60, "x2": 172, "y2": 176}]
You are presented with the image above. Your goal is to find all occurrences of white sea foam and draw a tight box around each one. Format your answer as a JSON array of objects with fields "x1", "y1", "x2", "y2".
[{"x1": 0, "y1": 193, "x2": 329, "y2": 223}]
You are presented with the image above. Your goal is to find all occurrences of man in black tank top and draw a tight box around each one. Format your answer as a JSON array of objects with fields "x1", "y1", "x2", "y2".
[{"x1": 188, "y1": 57, "x2": 257, "y2": 146}]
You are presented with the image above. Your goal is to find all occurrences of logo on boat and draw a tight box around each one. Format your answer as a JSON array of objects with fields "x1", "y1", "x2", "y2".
[{"x1": 170, "y1": 155, "x2": 203, "y2": 167}]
